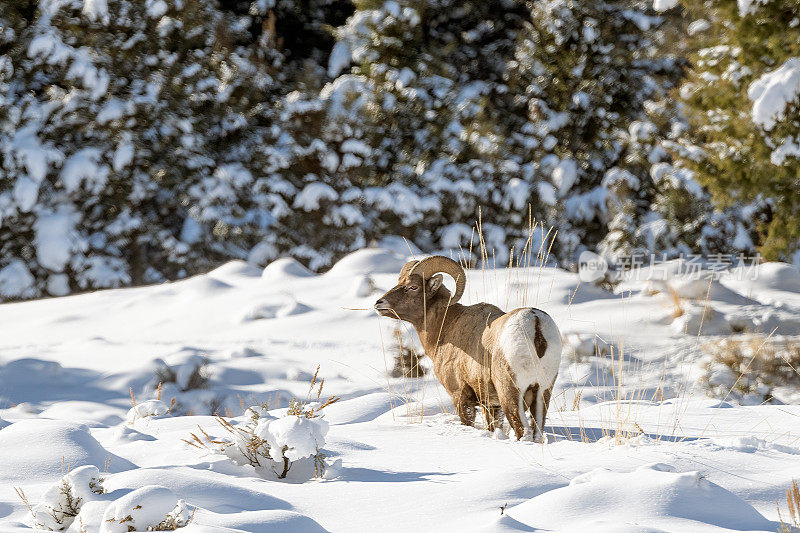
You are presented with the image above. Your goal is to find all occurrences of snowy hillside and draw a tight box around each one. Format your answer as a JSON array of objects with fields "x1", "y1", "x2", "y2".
[{"x1": 1, "y1": 247, "x2": 800, "y2": 532}]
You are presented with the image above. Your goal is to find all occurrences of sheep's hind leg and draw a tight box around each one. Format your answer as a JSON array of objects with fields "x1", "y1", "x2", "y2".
[
  {"x1": 528, "y1": 384, "x2": 545, "y2": 443},
  {"x1": 498, "y1": 388, "x2": 526, "y2": 440},
  {"x1": 540, "y1": 387, "x2": 552, "y2": 442},
  {"x1": 520, "y1": 384, "x2": 538, "y2": 442},
  {"x1": 456, "y1": 386, "x2": 478, "y2": 426}
]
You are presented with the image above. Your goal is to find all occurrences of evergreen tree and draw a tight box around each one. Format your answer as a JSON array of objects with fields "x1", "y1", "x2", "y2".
[
  {"x1": 508, "y1": 0, "x2": 683, "y2": 263},
  {"x1": 318, "y1": 0, "x2": 541, "y2": 266},
  {"x1": 3, "y1": 0, "x2": 796, "y2": 302},
  {"x1": 0, "y1": 0, "x2": 277, "y2": 296},
  {"x1": 673, "y1": 0, "x2": 800, "y2": 261}
]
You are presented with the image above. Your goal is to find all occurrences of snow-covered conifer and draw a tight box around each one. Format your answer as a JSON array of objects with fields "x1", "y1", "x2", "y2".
[{"x1": 673, "y1": 0, "x2": 800, "y2": 260}]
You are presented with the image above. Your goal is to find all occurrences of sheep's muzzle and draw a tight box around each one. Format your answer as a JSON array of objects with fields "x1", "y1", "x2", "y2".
[{"x1": 374, "y1": 298, "x2": 394, "y2": 317}]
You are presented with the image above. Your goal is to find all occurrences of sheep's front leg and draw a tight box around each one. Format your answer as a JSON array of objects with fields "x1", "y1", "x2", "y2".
[
  {"x1": 483, "y1": 404, "x2": 502, "y2": 432},
  {"x1": 456, "y1": 385, "x2": 478, "y2": 426}
]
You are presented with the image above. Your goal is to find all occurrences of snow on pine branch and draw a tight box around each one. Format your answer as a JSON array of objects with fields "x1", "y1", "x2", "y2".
[{"x1": 748, "y1": 58, "x2": 800, "y2": 131}]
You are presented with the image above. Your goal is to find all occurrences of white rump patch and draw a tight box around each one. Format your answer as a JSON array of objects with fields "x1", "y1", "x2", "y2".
[{"x1": 498, "y1": 309, "x2": 562, "y2": 396}]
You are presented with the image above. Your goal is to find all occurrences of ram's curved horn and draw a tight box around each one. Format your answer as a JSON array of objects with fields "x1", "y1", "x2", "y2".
[
  {"x1": 409, "y1": 256, "x2": 466, "y2": 303},
  {"x1": 398, "y1": 260, "x2": 420, "y2": 282}
]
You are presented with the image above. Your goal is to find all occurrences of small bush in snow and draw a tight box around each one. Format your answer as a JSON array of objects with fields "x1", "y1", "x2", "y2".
[
  {"x1": 17, "y1": 465, "x2": 104, "y2": 531},
  {"x1": 262, "y1": 409, "x2": 330, "y2": 479},
  {"x1": 388, "y1": 324, "x2": 426, "y2": 379},
  {"x1": 186, "y1": 374, "x2": 339, "y2": 479},
  {"x1": 203, "y1": 407, "x2": 275, "y2": 471},
  {"x1": 353, "y1": 274, "x2": 377, "y2": 297},
  {"x1": 563, "y1": 333, "x2": 614, "y2": 362},
  {"x1": 154, "y1": 356, "x2": 210, "y2": 392},
  {"x1": 701, "y1": 337, "x2": 800, "y2": 404},
  {"x1": 100, "y1": 485, "x2": 191, "y2": 532},
  {"x1": 126, "y1": 399, "x2": 172, "y2": 424},
  {"x1": 187, "y1": 402, "x2": 333, "y2": 479}
]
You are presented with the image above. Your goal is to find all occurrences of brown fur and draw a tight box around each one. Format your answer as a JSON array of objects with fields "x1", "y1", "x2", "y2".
[{"x1": 376, "y1": 267, "x2": 550, "y2": 440}]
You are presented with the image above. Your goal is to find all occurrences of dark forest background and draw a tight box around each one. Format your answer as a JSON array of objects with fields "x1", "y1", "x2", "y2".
[{"x1": 0, "y1": 0, "x2": 798, "y2": 299}]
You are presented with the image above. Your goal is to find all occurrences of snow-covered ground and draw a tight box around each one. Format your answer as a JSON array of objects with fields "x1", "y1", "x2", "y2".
[{"x1": 1, "y1": 247, "x2": 800, "y2": 532}]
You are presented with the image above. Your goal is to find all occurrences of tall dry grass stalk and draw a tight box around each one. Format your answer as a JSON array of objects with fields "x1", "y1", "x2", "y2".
[
  {"x1": 663, "y1": 282, "x2": 684, "y2": 319},
  {"x1": 778, "y1": 479, "x2": 800, "y2": 533},
  {"x1": 14, "y1": 487, "x2": 32, "y2": 514}
]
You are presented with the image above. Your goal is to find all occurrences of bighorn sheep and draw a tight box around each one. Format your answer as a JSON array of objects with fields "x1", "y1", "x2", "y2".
[{"x1": 375, "y1": 256, "x2": 562, "y2": 441}]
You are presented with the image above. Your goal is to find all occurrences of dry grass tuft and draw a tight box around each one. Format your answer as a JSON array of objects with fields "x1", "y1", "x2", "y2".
[
  {"x1": 701, "y1": 336, "x2": 800, "y2": 404},
  {"x1": 663, "y1": 282, "x2": 685, "y2": 318},
  {"x1": 778, "y1": 479, "x2": 800, "y2": 532}
]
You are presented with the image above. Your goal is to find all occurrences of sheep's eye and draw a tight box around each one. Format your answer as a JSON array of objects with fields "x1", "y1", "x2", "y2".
[{"x1": 407, "y1": 285, "x2": 419, "y2": 292}]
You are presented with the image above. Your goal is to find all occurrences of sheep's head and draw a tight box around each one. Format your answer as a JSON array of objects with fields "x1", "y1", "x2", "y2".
[{"x1": 374, "y1": 256, "x2": 465, "y2": 322}]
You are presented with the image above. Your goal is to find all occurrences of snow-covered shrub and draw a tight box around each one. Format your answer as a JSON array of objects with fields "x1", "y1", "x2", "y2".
[
  {"x1": 259, "y1": 412, "x2": 329, "y2": 478},
  {"x1": 187, "y1": 395, "x2": 337, "y2": 479},
  {"x1": 154, "y1": 355, "x2": 210, "y2": 392},
  {"x1": 26, "y1": 465, "x2": 105, "y2": 531},
  {"x1": 126, "y1": 399, "x2": 171, "y2": 424},
  {"x1": 389, "y1": 324, "x2": 426, "y2": 379},
  {"x1": 507, "y1": 0, "x2": 685, "y2": 263},
  {"x1": 563, "y1": 333, "x2": 613, "y2": 362},
  {"x1": 674, "y1": 0, "x2": 800, "y2": 261},
  {"x1": 672, "y1": 303, "x2": 731, "y2": 336},
  {"x1": 0, "y1": 260, "x2": 37, "y2": 300},
  {"x1": 240, "y1": 295, "x2": 311, "y2": 321},
  {"x1": 701, "y1": 337, "x2": 800, "y2": 404},
  {"x1": 204, "y1": 405, "x2": 276, "y2": 470},
  {"x1": 353, "y1": 275, "x2": 377, "y2": 298},
  {"x1": 147, "y1": 351, "x2": 223, "y2": 415},
  {"x1": 100, "y1": 485, "x2": 190, "y2": 532}
]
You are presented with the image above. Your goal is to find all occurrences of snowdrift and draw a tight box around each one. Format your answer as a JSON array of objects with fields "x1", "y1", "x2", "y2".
[{"x1": 0, "y1": 250, "x2": 798, "y2": 532}]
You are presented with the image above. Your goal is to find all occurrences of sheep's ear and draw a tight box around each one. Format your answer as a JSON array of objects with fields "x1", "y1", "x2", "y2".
[{"x1": 427, "y1": 274, "x2": 443, "y2": 293}]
